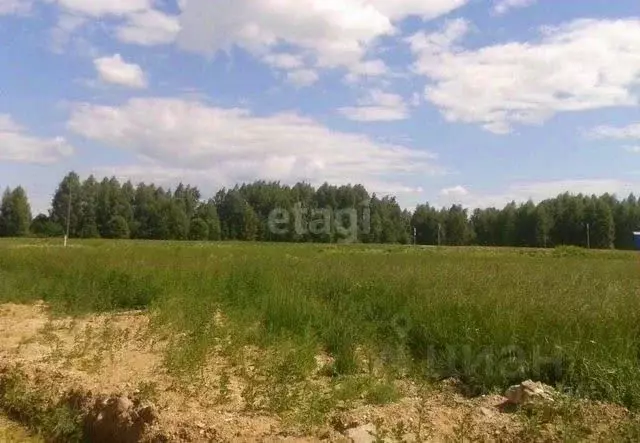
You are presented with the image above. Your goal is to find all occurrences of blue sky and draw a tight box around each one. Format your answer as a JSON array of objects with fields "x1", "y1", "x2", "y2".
[{"x1": 1, "y1": 0, "x2": 640, "y2": 214}]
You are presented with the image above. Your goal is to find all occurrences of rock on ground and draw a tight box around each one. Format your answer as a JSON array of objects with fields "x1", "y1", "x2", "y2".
[{"x1": 505, "y1": 380, "x2": 556, "y2": 406}]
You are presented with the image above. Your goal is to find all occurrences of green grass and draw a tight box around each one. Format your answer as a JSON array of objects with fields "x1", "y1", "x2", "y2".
[
  {"x1": 0, "y1": 414, "x2": 43, "y2": 443},
  {"x1": 2, "y1": 238, "x2": 640, "y2": 410},
  {"x1": 0, "y1": 368, "x2": 83, "y2": 442}
]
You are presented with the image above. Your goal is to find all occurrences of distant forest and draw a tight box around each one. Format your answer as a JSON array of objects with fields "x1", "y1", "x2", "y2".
[{"x1": 0, "y1": 172, "x2": 639, "y2": 249}]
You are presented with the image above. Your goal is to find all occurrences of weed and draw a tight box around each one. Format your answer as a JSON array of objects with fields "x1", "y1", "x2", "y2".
[
  {"x1": 450, "y1": 410, "x2": 474, "y2": 443},
  {"x1": 370, "y1": 417, "x2": 389, "y2": 443},
  {"x1": 611, "y1": 414, "x2": 640, "y2": 442},
  {"x1": 364, "y1": 380, "x2": 400, "y2": 405},
  {"x1": 135, "y1": 381, "x2": 159, "y2": 405},
  {"x1": 66, "y1": 321, "x2": 129, "y2": 374},
  {"x1": 0, "y1": 415, "x2": 42, "y2": 442},
  {"x1": 515, "y1": 396, "x2": 592, "y2": 442},
  {"x1": 36, "y1": 321, "x2": 65, "y2": 364},
  {"x1": 2, "y1": 239, "x2": 640, "y2": 412},
  {"x1": 239, "y1": 368, "x2": 260, "y2": 411},
  {"x1": 0, "y1": 368, "x2": 84, "y2": 442},
  {"x1": 552, "y1": 245, "x2": 588, "y2": 258},
  {"x1": 216, "y1": 369, "x2": 231, "y2": 404},
  {"x1": 391, "y1": 420, "x2": 408, "y2": 442}
]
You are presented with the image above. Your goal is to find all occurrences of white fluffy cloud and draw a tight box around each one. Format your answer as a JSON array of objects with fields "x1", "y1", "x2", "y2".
[
  {"x1": 94, "y1": 54, "x2": 147, "y2": 88},
  {"x1": 368, "y1": 0, "x2": 468, "y2": 20},
  {"x1": 589, "y1": 123, "x2": 640, "y2": 155},
  {"x1": 410, "y1": 18, "x2": 640, "y2": 133},
  {"x1": 115, "y1": 9, "x2": 180, "y2": 45},
  {"x1": 265, "y1": 54, "x2": 320, "y2": 87},
  {"x1": 287, "y1": 70, "x2": 319, "y2": 87},
  {"x1": 264, "y1": 53, "x2": 305, "y2": 70},
  {"x1": 440, "y1": 185, "x2": 469, "y2": 198},
  {"x1": 66, "y1": 98, "x2": 440, "y2": 194},
  {"x1": 48, "y1": 0, "x2": 150, "y2": 17},
  {"x1": 343, "y1": 59, "x2": 389, "y2": 83},
  {"x1": 589, "y1": 122, "x2": 640, "y2": 140},
  {"x1": 0, "y1": 114, "x2": 74, "y2": 164},
  {"x1": 492, "y1": 0, "x2": 537, "y2": 15},
  {"x1": 50, "y1": 14, "x2": 87, "y2": 52},
  {"x1": 45, "y1": 0, "x2": 180, "y2": 48},
  {"x1": 0, "y1": 0, "x2": 31, "y2": 15},
  {"x1": 42, "y1": 0, "x2": 467, "y2": 84},
  {"x1": 339, "y1": 89, "x2": 409, "y2": 121},
  {"x1": 177, "y1": 0, "x2": 467, "y2": 79}
]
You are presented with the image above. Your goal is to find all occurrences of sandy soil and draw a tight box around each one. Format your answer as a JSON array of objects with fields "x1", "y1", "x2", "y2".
[{"x1": 0, "y1": 302, "x2": 632, "y2": 442}]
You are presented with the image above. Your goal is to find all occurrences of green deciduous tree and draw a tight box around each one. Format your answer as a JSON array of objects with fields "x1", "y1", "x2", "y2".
[
  {"x1": 9, "y1": 171, "x2": 640, "y2": 249},
  {"x1": 0, "y1": 187, "x2": 32, "y2": 237},
  {"x1": 444, "y1": 205, "x2": 471, "y2": 246},
  {"x1": 30, "y1": 214, "x2": 64, "y2": 237},
  {"x1": 471, "y1": 208, "x2": 500, "y2": 246},
  {"x1": 217, "y1": 190, "x2": 260, "y2": 241},
  {"x1": 534, "y1": 202, "x2": 553, "y2": 248},
  {"x1": 79, "y1": 176, "x2": 100, "y2": 238},
  {"x1": 164, "y1": 199, "x2": 190, "y2": 240},
  {"x1": 105, "y1": 215, "x2": 130, "y2": 239},
  {"x1": 196, "y1": 199, "x2": 221, "y2": 241},
  {"x1": 189, "y1": 218, "x2": 209, "y2": 241},
  {"x1": 614, "y1": 195, "x2": 640, "y2": 249},
  {"x1": 50, "y1": 172, "x2": 82, "y2": 238},
  {"x1": 412, "y1": 204, "x2": 442, "y2": 245},
  {"x1": 592, "y1": 198, "x2": 615, "y2": 249}
]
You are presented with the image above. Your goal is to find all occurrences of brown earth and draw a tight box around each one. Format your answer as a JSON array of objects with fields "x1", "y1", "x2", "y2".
[{"x1": 0, "y1": 302, "x2": 634, "y2": 442}]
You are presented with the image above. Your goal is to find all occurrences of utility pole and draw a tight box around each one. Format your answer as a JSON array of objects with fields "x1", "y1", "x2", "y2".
[
  {"x1": 64, "y1": 189, "x2": 72, "y2": 248},
  {"x1": 586, "y1": 223, "x2": 591, "y2": 249}
]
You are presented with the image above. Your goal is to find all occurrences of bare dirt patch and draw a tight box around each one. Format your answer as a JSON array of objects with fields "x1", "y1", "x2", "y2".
[{"x1": 0, "y1": 302, "x2": 635, "y2": 442}]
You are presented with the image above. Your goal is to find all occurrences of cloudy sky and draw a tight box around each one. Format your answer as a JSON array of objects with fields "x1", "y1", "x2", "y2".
[{"x1": 1, "y1": 0, "x2": 639, "y2": 214}]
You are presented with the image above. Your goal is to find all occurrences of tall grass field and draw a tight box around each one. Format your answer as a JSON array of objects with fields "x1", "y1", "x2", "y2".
[{"x1": 2, "y1": 239, "x2": 640, "y2": 410}]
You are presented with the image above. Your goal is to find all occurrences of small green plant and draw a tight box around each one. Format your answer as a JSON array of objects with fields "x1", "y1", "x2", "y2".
[
  {"x1": 552, "y1": 245, "x2": 588, "y2": 257},
  {"x1": 412, "y1": 383, "x2": 435, "y2": 442},
  {"x1": 369, "y1": 417, "x2": 389, "y2": 443},
  {"x1": 36, "y1": 321, "x2": 66, "y2": 364},
  {"x1": 0, "y1": 369, "x2": 83, "y2": 443},
  {"x1": 66, "y1": 321, "x2": 128, "y2": 374},
  {"x1": 611, "y1": 414, "x2": 640, "y2": 442},
  {"x1": 391, "y1": 420, "x2": 408, "y2": 442},
  {"x1": 217, "y1": 369, "x2": 231, "y2": 404},
  {"x1": 40, "y1": 404, "x2": 83, "y2": 443},
  {"x1": 364, "y1": 380, "x2": 400, "y2": 406},
  {"x1": 240, "y1": 370, "x2": 260, "y2": 411},
  {"x1": 0, "y1": 416, "x2": 42, "y2": 443},
  {"x1": 450, "y1": 410, "x2": 474, "y2": 443},
  {"x1": 333, "y1": 376, "x2": 371, "y2": 404},
  {"x1": 135, "y1": 381, "x2": 159, "y2": 404},
  {"x1": 515, "y1": 396, "x2": 592, "y2": 443}
]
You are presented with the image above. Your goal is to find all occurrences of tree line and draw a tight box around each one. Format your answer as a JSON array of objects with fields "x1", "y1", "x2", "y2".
[{"x1": 0, "y1": 172, "x2": 638, "y2": 249}]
